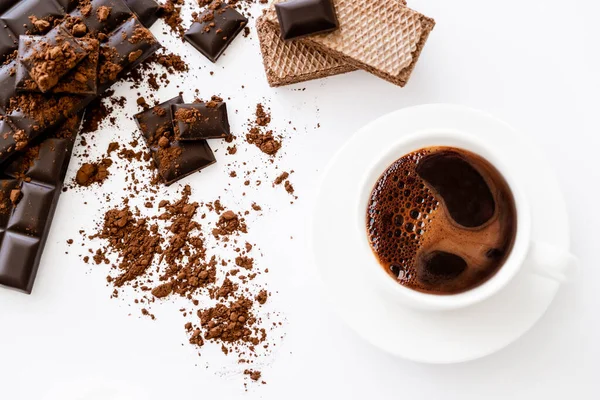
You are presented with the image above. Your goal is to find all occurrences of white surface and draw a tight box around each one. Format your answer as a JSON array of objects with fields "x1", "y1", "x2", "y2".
[{"x1": 0, "y1": 0, "x2": 599, "y2": 399}]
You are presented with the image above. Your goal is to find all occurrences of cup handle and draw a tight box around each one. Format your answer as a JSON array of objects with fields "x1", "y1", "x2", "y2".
[{"x1": 524, "y1": 241, "x2": 578, "y2": 283}]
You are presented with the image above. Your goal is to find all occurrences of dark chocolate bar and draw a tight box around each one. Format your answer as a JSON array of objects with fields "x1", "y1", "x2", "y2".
[
  {"x1": 171, "y1": 102, "x2": 230, "y2": 141},
  {"x1": 0, "y1": 113, "x2": 81, "y2": 293},
  {"x1": 184, "y1": 2, "x2": 248, "y2": 63},
  {"x1": 134, "y1": 96, "x2": 216, "y2": 185},
  {"x1": 18, "y1": 26, "x2": 89, "y2": 92},
  {"x1": 124, "y1": 0, "x2": 159, "y2": 27},
  {"x1": 275, "y1": 0, "x2": 338, "y2": 40}
]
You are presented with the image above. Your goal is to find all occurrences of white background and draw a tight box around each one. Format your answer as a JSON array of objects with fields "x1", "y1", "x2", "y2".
[{"x1": 0, "y1": 0, "x2": 599, "y2": 398}]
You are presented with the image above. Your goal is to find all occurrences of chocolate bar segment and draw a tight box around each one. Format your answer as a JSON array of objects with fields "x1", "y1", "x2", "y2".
[
  {"x1": 265, "y1": 0, "x2": 435, "y2": 87},
  {"x1": 124, "y1": 0, "x2": 160, "y2": 27},
  {"x1": 18, "y1": 26, "x2": 89, "y2": 92},
  {"x1": 0, "y1": 0, "x2": 65, "y2": 35},
  {"x1": 98, "y1": 16, "x2": 161, "y2": 91},
  {"x1": 134, "y1": 96, "x2": 217, "y2": 185},
  {"x1": 256, "y1": 16, "x2": 355, "y2": 87},
  {"x1": 0, "y1": 114, "x2": 81, "y2": 293},
  {"x1": 171, "y1": 102, "x2": 230, "y2": 141},
  {"x1": 72, "y1": 0, "x2": 134, "y2": 33},
  {"x1": 275, "y1": 0, "x2": 338, "y2": 40},
  {"x1": 184, "y1": 1, "x2": 248, "y2": 63}
]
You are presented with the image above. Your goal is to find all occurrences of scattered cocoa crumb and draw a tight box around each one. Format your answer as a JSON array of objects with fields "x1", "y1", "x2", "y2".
[
  {"x1": 244, "y1": 369, "x2": 262, "y2": 381},
  {"x1": 75, "y1": 159, "x2": 112, "y2": 186},
  {"x1": 255, "y1": 104, "x2": 271, "y2": 126},
  {"x1": 273, "y1": 172, "x2": 289, "y2": 186},
  {"x1": 246, "y1": 128, "x2": 281, "y2": 156}
]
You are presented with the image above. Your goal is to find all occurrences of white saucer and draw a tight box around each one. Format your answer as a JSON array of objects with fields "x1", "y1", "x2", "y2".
[{"x1": 311, "y1": 104, "x2": 571, "y2": 364}]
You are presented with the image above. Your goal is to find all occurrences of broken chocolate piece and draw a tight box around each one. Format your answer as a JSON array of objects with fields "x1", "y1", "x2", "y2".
[
  {"x1": 184, "y1": 1, "x2": 248, "y2": 63},
  {"x1": 172, "y1": 102, "x2": 230, "y2": 140},
  {"x1": 134, "y1": 95, "x2": 216, "y2": 185},
  {"x1": 275, "y1": 0, "x2": 339, "y2": 40},
  {"x1": 18, "y1": 26, "x2": 89, "y2": 92}
]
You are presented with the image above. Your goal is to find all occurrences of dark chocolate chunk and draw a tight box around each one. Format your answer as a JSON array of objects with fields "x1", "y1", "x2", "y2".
[
  {"x1": 184, "y1": 2, "x2": 248, "y2": 63},
  {"x1": 124, "y1": 0, "x2": 160, "y2": 27},
  {"x1": 72, "y1": 0, "x2": 134, "y2": 33},
  {"x1": 0, "y1": 25, "x2": 17, "y2": 62},
  {"x1": 134, "y1": 96, "x2": 217, "y2": 185},
  {"x1": 275, "y1": 0, "x2": 338, "y2": 40},
  {"x1": 98, "y1": 16, "x2": 160, "y2": 91},
  {"x1": 0, "y1": 0, "x2": 65, "y2": 35},
  {"x1": 0, "y1": 114, "x2": 81, "y2": 293},
  {"x1": 18, "y1": 26, "x2": 89, "y2": 92},
  {"x1": 172, "y1": 102, "x2": 230, "y2": 141}
]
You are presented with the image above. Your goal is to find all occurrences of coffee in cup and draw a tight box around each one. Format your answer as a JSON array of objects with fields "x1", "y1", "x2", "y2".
[{"x1": 366, "y1": 146, "x2": 517, "y2": 295}]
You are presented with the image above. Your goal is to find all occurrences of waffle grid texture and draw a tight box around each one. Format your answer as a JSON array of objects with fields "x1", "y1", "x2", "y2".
[{"x1": 262, "y1": 0, "x2": 433, "y2": 87}]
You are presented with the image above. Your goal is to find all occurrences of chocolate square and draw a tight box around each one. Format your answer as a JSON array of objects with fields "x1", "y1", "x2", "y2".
[
  {"x1": 0, "y1": 0, "x2": 65, "y2": 35},
  {"x1": 6, "y1": 181, "x2": 55, "y2": 236},
  {"x1": 275, "y1": 0, "x2": 338, "y2": 40},
  {"x1": 171, "y1": 102, "x2": 230, "y2": 141},
  {"x1": 134, "y1": 95, "x2": 217, "y2": 185},
  {"x1": 0, "y1": 232, "x2": 40, "y2": 292},
  {"x1": 72, "y1": 0, "x2": 134, "y2": 33},
  {"x1": 18, "y1": 26, "x2": 89, "y2": 92},
  {"x1": 98, "y1": 16, "x2": 160, "y2": 91},
  {"x1": 124, "y1": 0, "x2": 160, "y2": 27},
  {"x1": 184, "y1": 2, "x2": 248, "y2": 63}
]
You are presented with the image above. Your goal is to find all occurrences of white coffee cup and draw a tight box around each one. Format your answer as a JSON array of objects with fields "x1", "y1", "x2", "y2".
[{"x1": 356, "y1": 129, "x2": 578, "y2": 311}]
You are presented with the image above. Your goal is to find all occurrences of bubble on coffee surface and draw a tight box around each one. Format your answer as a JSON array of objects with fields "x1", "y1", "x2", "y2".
[{"x1": 367, "y1": 147, "x2": 517, "y2": 295}]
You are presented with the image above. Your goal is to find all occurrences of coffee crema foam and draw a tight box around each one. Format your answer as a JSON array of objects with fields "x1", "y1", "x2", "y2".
[{"x1": 366, "y1": 146, "x2": 517, "y2": 295}]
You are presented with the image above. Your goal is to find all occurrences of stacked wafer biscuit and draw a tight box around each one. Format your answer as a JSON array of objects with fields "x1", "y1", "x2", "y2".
[{"x1": 257, "y1": 0, "x2": 434, "y2": 87}]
